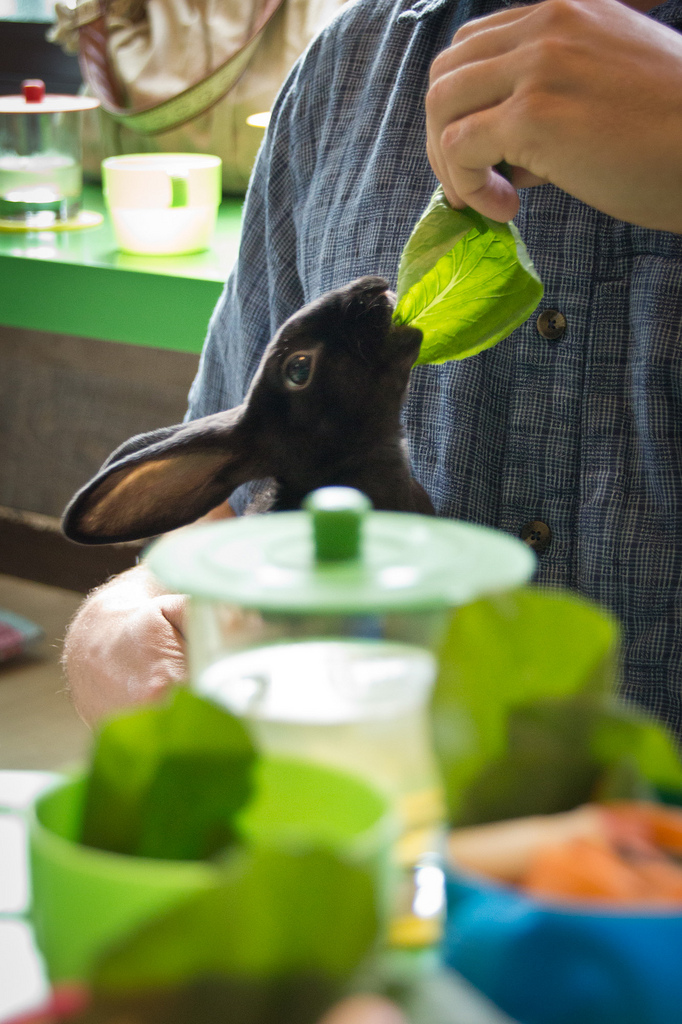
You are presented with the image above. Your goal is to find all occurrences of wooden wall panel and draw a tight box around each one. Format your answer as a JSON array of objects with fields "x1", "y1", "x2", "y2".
[
  {"x1": 0, "y1": 324, "x2": 199, "y2": 590},
  {"x1": 0, "y1": 324, "x2": 199, "y2": 518},
  {"x1": 0, "y1": 507, "x2": 143, "y2": 593}
]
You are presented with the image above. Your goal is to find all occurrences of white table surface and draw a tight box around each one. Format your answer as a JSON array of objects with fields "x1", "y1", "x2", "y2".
[{"x1": 0, "y1": 771, "x2": 60, "y2": 1021}]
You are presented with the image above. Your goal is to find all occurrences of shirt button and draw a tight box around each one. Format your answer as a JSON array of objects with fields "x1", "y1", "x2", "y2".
[
  {"x1": 520, "y1": 520, "x2": 552, "y2": 553},
  {"x1": 536, "y1": 309, "x2": 567, "y2": 341}
]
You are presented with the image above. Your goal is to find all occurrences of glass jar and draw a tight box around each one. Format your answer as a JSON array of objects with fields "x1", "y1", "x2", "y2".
[
  {"x1": 146, "y1": 487, "x2": 536, "y2": 953},
  {"x1": 0, "y1": 79, "x2": 98, "y2": 226}
]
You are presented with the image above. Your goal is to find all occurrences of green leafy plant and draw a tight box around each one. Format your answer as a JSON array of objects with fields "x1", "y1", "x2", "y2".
[
  {"x1": 93, "y1": 847, "x2": 378, "y2": 989},
  {"x1": 430, "y1": 588, "x2": 682, "y2": 825},
  {"x1": 393, "y1": 187, "x2": 543, "y2": 364},
  {"x1": 47, "y1": 689, "x2": 386, "y2": 1024},
  {"x1": 76, "y1": 846, "x2": 379, "y2": 1024},
  {"x1": 80, "y1": 687, "x2": 257, "y2": 860}
]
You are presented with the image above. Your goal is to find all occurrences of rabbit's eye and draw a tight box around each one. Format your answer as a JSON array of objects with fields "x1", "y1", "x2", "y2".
[{"x1": 284, "y1": 352, "x2": 314, "y2": 388}]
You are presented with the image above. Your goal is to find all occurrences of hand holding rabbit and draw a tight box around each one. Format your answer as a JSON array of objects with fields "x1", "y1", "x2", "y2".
[{"x1": 62, "y1": 564, "x2": 187, "y2": 724}]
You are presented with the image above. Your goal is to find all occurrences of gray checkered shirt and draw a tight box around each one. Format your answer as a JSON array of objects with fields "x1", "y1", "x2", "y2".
[{"x1": 187, "y1": 0, "x2": 682, "y2": 735}]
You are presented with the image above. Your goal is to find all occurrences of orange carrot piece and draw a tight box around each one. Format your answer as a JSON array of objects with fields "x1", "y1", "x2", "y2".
[
  {"x1": 598, "y1": 803, "x2": 656, "y2": 855},
  {"x1": 450, "y1": 801, "x2": 682, "y2": 907},
  {"x1": 628, "y1": 855, "x2": 682, "y2": 904},
  {"x1": 447, "y1": 805, "x2": 605, "y2": 883},
  {"x1": 522, "y1": 837, "x2": 645, "y2": 903},
  {"x1": 635, "y1": 802, "x2": 682, "y2": 855}
]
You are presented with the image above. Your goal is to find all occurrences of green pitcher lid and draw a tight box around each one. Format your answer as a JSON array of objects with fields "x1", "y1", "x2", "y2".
[{"x1": 145, "y1": 487, "x2": 536, "y2": 614}]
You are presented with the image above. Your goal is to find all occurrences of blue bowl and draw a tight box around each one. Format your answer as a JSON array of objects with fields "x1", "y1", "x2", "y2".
[{"x1": 444, "y1": 868, "x2": 682, "y2": 1024}]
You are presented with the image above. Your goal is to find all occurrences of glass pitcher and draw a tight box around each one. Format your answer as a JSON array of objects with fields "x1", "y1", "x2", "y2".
[{"x1": 146, "y1": 487, "x2": 536, "y2": 954}]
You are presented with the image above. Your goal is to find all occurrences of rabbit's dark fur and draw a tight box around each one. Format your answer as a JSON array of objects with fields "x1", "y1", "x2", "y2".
[{"x1": 62, "y1": 276, "x2": 434, "y2": 545}]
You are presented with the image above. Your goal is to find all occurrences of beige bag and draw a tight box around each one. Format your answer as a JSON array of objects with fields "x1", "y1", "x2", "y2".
[{"x1": 51, "y1": 0, "x2": 348, "y2": 194}]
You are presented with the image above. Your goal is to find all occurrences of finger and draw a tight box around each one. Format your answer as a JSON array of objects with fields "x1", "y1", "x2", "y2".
[
  {"x1": 508, "y1": 167, "x2": 548, "y2": 189},
  {"x1": 317, "y1": 995, "x2": 408, "y2": 1024},
  {"x1": 427, "y1": 54, "x2": 515, "y2": 146},
  {"x1": 433, "y1": 4, "x2": 538, "y2": 82},
  {"x1": 447, "y1": 3, "x2": 536, "y2": 48},
  {"x1": 426, "y1": 52, "x2": 519, "y2": 210},
  {"x1": 426, "y1": 132, "x2": 465, "y2": 209},
  {"x1": 465, "y1": 167, "x2": 520, "y2": 222},
  {"x1": 427, "y1": 141, "x2": 521, "y2": 216},
  {"x1": 450, "y1": 1, "x2": 539, "y2": 45},
  {"x1": 426, "y1": 5, "x2": 541, "y2": 209},
  {"x1": 438, "y1": 103, "x2": 521, "y2": 220},
  {"x1": 141, "y1": 662, "x2": 185, "y2": 703}
]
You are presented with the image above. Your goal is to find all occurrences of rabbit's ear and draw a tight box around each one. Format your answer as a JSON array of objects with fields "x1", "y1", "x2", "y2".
[{"x1": 63, "y1": 408, "x2": 264, "y2": 544}]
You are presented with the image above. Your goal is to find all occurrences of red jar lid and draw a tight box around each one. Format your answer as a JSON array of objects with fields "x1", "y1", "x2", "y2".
[
  {"x1": 0, "y1": 79, "x2": 99, "y2": 114},
  {"x1": 22, "y1": 79, "x2": 46, "y2": 103}
]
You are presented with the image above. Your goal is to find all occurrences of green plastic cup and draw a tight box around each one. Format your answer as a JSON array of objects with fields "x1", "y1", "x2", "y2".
[{"x1": 29, "y1": 756, "x2": 395, "y2": 984}]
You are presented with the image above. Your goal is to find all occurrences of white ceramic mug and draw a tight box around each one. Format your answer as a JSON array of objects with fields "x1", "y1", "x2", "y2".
[{"x1": 102, "y1": 153, "x2": 222, "y2": 256}]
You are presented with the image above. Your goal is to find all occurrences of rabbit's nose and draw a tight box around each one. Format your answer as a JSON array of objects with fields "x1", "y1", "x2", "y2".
[
  {"x1": 354, "y1": 276, "x2": 391, "y2": 301},
  {"x1": 347, "y1": 285, "x2": 392, "y2": 321}
]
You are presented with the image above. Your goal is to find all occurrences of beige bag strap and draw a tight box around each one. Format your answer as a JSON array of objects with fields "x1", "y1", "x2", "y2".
[{"x1": 69, "y1": 0, "x2": 287, "y2": 135}]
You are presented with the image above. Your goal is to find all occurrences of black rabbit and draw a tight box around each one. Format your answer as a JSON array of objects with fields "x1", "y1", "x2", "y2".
[{"x1": 62, "y1": 276, "x2": 435, "y2": 545}]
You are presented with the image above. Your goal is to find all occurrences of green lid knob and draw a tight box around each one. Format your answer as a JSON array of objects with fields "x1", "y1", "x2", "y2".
[{"x1": 303, "y1": 487, "x2": 371, "y2": 562}]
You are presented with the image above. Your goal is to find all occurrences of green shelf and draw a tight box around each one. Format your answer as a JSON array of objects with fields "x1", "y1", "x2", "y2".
[{"x1": 0, "y1": 185, "x2": 244, "y2": 353}]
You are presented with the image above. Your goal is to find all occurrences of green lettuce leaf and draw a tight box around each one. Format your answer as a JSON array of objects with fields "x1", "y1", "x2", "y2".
[
  {"x1": 430, "y1": 588, "x2": 682, "y2": 825},
  {"x1": 82, "y1": 847, "x2": 380, "y2": 1024},
  {"x1": 393, "y1": 187, "x2": 543, "y2": 364},
  {"x1": 92, "y1": 847, "x2": 379, "y2": 991},
  {"x1": 80, "y1": 687, "x2": 257, "y2": 860}
]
